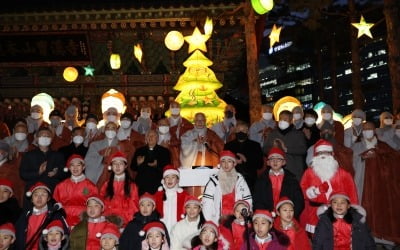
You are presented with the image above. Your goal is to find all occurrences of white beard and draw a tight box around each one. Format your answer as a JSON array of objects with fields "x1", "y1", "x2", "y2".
[
  {"x1": 311, "y1": 155, "x2": 338, "y2": 182},
  {"x1": 218, "y1": 168, "x2": 237, "y2": 195}
]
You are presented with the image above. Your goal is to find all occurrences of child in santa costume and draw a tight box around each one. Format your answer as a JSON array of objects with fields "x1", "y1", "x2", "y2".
[
  {"x1": 300, "y1": 139, "x2": 358, "y2": 234},
  {"x1": 100, "y1": 151, "x2": 139, "y2": 228},
  {"x1": 273, "y1": 197, "x2": 310, "y2": 250},
  {"x1": 39, "y1": 220, "x2": 70, "y2": 250},
  {"x1": 220, "y1": 200, "x2": 252, "y2": 250},
  {"x1": 313, "y1": 191, "x2": 375, "y2": 250},
  {"x1": 0, "y1": 178, "x2": 22, "y2": 225},
  {"x1": 253, "y1": 147, "x2": 304, "y2": 219},
  {"x1": 170, "y1": 195, "x2": 205, "y2": 250},
  {"x1": 99, "y1": 223, "x2": 121, "y2": 250},
  {"x1": 191, "y1": 221, "x2": 230, "y2": 250},
  {"x1": 119, "y1": 193, "x2": 170, "y2": 250},
  {"x1": 141, "y1": 221, "x2": 170, "y2": 250},
  {"x1": 0, "y1": 223, "x2": 16, "y2": 250},
  {"x1": 154, "y1": 165, "x2": 190, "y2": 233},
  {"x1": 241, "y1": 210, "x2": 289, "y2": 250},
  {"x1": 15, "y1": 182, "x2": 69, "y2": 250},
  {"x1": 69, "y1": 195, "x2": 120, "y2": 250},
  {"x1": 53, "y1": 154, "x2": 98, "y2": 228}
]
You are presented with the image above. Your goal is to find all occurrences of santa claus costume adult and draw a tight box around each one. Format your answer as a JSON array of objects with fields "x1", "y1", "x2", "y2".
[
  {"x1": 154, "y1": 165, "x2": 190, "y2": 233},
  {"x1": 53, "y1": 154, "x2": 98, "y2": 227},
  {"x1": 299, "y1": 139, "x2": 358, "y2": 234}
]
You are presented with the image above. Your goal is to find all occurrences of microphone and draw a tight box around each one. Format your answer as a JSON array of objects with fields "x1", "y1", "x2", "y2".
[{"x1": 241, "y1": 207, "x2": 248, "y2": 217}]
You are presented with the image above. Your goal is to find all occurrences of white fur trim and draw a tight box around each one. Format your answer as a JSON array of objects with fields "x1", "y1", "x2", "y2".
[
  {"x1": 158, "y1": 186, "x2": 164, "y2": 192},
  {"x1": 26, "y1": 191, "x2": 32, "y2": 197},
  {"x1": 177, "y1": 188, "x2": 183, "y2": 193},
  {"x1": 316, "y1": 205, "x2": 329, "y2": 216},
  {"x1": 351, "y1": 204, "x2": 367, "y2": 223},
  {"x1": 96, "y1": 232, "x2": 102, "y2": 238},
  {"x1": 139, "y1": 230, "x2": 145, "y2": 237},
  {"x1": 163, "y1": 169, "x2": 180, "y2": 178},
  {"x1": 63, "y1": 167, "x2": 69, "y2": 172},
  {"x1": 271, "y1": 211, "x2": 276, "y2": 218},
  {"x1": 315, "y1": 145, "x2": 333, "y2": 153},
  {"x1": 219, "y1": 235, "x2": 230, "y2": 250},
  {"x1": 108, "y1": 165, "x2": 112, "y2": 171},
  {"x1": 181, "y1": 214, "x2": 185, "y2": 219},
  {"x1": 42, "y1": 229, "x2": 49, "y2": 235}
]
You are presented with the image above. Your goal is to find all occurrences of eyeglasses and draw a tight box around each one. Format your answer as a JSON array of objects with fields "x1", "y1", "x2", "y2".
[{"x1": 268, "y1": 158, "x2": 284, "y2": 162}]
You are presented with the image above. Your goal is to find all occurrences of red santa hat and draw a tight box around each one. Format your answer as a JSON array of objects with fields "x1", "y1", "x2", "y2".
[
  {"x1": 26, "y1": 182, "x2": 51, "y2": 197},
  {"x1": 42, "y1": 220, "x2": 64, "y2": 235},
  {"x1": 99, "y1": 223, "x2": 121, "y2": 244},
  {"x1": 181, "y1": 195, "x2": 202, "y2": 219},
  {"x1": 139, "y1": 221, "x2": 166, "y2": 237},
  {"x1": 329, "y1": 191, "x2": 350, "y2": 202},
  {"x1": 252, "y1": 210, "x2": 273, "y2": 223},
  {"x1": 219, "y1": 150, "x2": 236, "y2": 162},
  {"x1": 0, "y1": 178, "x2": 13, "y2": 194},
  {"x1": 108, "y1": 151, "x2": 127, "y2": 171},
  {"x1": 139, "y1": 192, "x2": 156, "y2": 207},
  {"x1": 0, "y1": 223, "x2": 15, "y2": 238},
  {"x1": 86, "y1": 195, "x2": 105, "y2": 211},
  {"x1": 64, "y1": 154, "x2": 85, "y2": 172},
  {"x1": 314, "y1": 139, "x2": 333, "y2": 155},
  {"x1": 162, "y1": 164, "x2": 180, "y2": 178},
  {"x1": 201, "y1": 221, "x2": 219, "y2": 237},
  {"x1": 275, "y1": 196, "x2": 294, "y2": 211},
  {"x1": 267, "y1": 147, "x2": 285, "y2": 159},
  {"x1": 233, "y1": 200, "x2": 251, "y2": 213}
]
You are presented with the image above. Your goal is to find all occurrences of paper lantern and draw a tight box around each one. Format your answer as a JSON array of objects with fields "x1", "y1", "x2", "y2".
[
  {"x1": 273, "y1": 96, "x2": 301, "y2": 121},
  {"x1": 251, "y1": 0, "x2": 274, "y2": 15},
  {"x1": 164, "y1": 31, "x2": 184, "y2": 51},
  {"x1": 31, "y1": 93, "x2": 55, "y2": 123},
  {"x1": 110, "y1": 54, "x2": 121, "y2": 70},
  {"x1": 204, "y1": 17, "x2": 213, "y2": 36},
  {"x1": 63, "y1": 67, "x2": 78, "y2": 82},
  {"x1": 133, "y1": 44, "x2": 143, "y2": 63}
]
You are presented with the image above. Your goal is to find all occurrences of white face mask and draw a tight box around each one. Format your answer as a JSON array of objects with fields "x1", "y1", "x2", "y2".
[
  {"x1": 352, "y1": 118, "x2": 362, "y2": 126},
  {"x1": 73, "y1": 135, "x2": 84, "y2": 144},
  {"x1": 105, "y1": 130, "x2": 117, "y2": 139},
  {"x1": 158, "y1": 126, "x2": 169, "y2": 134},
  {"x1": 383, "y1": 118, "x2": 393, "y2": 126},
  {"x1": 395, "y1": 129, "x2": 400, "y2": 138},
  {"x1": 322, "y1": 113, "x2": 332, "y2": 121},
  {"x1": 141, "y1": 112, "x2": 150, "y2": 119},
  {"x1": 15, "y1": 132, "x2": 27, "y2": 141},
  {"x1": 107, "y1": 115, "x2": 117, "y2": 123},
  {"x1": 262, "y1": 112, "x2": 273, "y2": 121},
  {"x1": 86, "y1": 122, "x2": 97, "y2": 130},
  {"x1": 278, "y1": 120, "x2": 290, "y2": 130},
  {"x1": 38, "y1": 137, "x2": 51, "y2": 147},
  {"x1": 170, "y1": 108, "x2": 180, "y2": 116},
  {"x1": 362, "y1": 130, "x2": 375, "y2": 139},
  {"x1": 293, "y1": 113, "x2": 302, "y2": 120},
  {"x1": 120, "y1": 120, "x2": 132, "y2": 129},
  {"x1": 31, "y1": 112, "x2": 41, "y2": 120},
  {"x1": 304, "y1": 117, "x2": 316, "y2": 126}
]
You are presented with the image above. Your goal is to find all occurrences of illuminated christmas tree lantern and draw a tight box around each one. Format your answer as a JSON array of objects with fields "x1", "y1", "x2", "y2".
[
  {"x1": 110, "y1": 53, "x2": 121, "y2": 70},
  {"x1": 164, "y1": 31, "x2": 184, "y2": 51},
  {"x1": 251, "y1": 0, "x2": 274, "y2": 15},
  {"x1": 63, "y1": 67, "x2": 78, "y2": 82}
]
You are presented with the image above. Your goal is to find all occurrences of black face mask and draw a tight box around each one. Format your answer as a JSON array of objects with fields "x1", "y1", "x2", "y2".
[
  {"x1": 225, "y1": 111, "x2": 234, "y2": 119},
  {"x1": 236, "y1": 132, "x2": 248, "y2": 141}
]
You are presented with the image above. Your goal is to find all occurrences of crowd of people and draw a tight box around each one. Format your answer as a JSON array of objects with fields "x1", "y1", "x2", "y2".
[{"x1": 0, "y1": 89, "x2": 399, "y2": 250}]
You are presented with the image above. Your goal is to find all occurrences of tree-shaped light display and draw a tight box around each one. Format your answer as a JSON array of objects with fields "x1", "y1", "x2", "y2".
[{"x1": 168, "y1": 20, "x2": 227, "y2": 126}]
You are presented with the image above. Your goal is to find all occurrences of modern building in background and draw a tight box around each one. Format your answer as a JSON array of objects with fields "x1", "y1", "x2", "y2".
[{"x1": 259, "y1": 36, "x2": 392, "y2": 120}]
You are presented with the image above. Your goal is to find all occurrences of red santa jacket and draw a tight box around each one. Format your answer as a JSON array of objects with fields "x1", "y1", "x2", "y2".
[
  {"x1": 273, "y1": 217, "x2": 311, "y2": 250},
  {"x1": 299, "y1": 167, "x2": 358, "y2": 233},
  {"x1": 53, "y1": 176, "x2": 98, "y2": 227},
  {"x1": 100, "y1": 180, "x2": 139, "y2": 227},
  {"x1": 154, "y1": 187, "x2": 190, "y2": 219}
]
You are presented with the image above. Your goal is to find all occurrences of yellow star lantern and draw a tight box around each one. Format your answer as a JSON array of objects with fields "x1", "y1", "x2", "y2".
[
  {"x1": 133, "y1": 44, "x2": 143, "y2": 63},
  {"x1": 351, "y1": 15, "x2": 374, "y2": 38},
  {"x1": 269, "y1": 24, "x2": 282, "y2": 48},
  {"x1": 184, "y1": 27, "x2": 210, "y2": 53}
]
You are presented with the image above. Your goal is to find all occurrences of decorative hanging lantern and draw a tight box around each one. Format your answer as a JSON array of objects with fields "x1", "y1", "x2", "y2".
[
  {"x1": 204, "y1": 17, "x2": 213, "y2": 36},
  {"x1": 31, "y1": 93, "x2": 55, "y2": 123},
  {"x1": 133, "y1": 44, "x2": 143, "y2": 63},
  {"x1": 63, "y1": 67, "x2": 78, "y2": 82},
  {"x1": 272, "y1": 96, "x2": 301, "y2": 121},
  {"x1": 251, "y1": 0, "x2": 274, "y2": 15},
  {"x1": 164, "y1": 31, "x2": 184, "y2": 51},
  {"x1": 110, "y1": 53, "x2": 121, "y2": 70}
]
